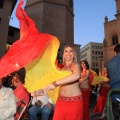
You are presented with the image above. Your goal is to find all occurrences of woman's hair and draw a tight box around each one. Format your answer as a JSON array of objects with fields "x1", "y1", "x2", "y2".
[
  {"x1": 12, "y1": 72, "x2": 25, "y2": 84},
  {"x1": 63, "y1": 45, "x2": 77, "y2": 63},
  {"x1": 81, "y1": 60, "x2": 89, "y2": 70}
]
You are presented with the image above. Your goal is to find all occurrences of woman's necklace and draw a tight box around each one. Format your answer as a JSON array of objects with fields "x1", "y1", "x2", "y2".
[{"x1": 64, "y1": 62, "x2": 73, "y2": 69}]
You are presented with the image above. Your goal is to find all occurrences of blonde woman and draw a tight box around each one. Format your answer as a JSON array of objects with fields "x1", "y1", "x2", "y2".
[{"x1": 45, "y1": 45, "x2": 83, "y2": 120}]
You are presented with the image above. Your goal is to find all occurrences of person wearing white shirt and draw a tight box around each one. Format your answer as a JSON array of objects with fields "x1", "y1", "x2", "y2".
[
  {"x1": 28, "y1": 89, "x2": 54, "y2": 120},
  {"x1": 0, "y1": 78, "x2": 16, "y2": 120}
]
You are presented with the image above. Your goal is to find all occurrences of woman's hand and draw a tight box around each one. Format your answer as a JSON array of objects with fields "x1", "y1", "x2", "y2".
[
  {"x1": 31, "y1": 91, "x2": 36, "y2": 97},
  {"x1": 46, "y1": 102, "x2": 52, "y2": 109},
  {"x1": 45, "y1": 83, "x2": 56, "y2": 91}
]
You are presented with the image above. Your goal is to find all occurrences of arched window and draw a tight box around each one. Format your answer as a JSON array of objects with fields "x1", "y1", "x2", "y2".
[{"x1": 112, "y1": 34, "x2": 118, "y2": 45}]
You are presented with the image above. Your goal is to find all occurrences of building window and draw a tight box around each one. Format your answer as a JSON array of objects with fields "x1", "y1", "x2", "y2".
[
  {"x1": 0, "y1": 0, "x2": 4, "y2": 8},
  {"x1": 95, "y1": 51, "x2": 97, "y2": 55},
  {"x1": 96, "y1": 56, "x2": 97, "y2": 60},
  {"x1": 96, "y1": 62, "x2": 98, "y2": 66},
  {"x1": 112, "y1": 34, "x2": 118, "y2": 45},
  {"x1": 98, "y1": 51, "x2": 100, "y2": 55},
  {"x1": 101, "y1": 51, "x2": 103, "y2": 55},
  {"x1": 8, "y1": 29, "x2": 14, "y2": 37}
]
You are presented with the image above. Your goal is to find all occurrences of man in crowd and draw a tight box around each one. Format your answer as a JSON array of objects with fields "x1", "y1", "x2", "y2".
[{"x1": 107, "y1": 44, "x2": 120, "y2": 120}]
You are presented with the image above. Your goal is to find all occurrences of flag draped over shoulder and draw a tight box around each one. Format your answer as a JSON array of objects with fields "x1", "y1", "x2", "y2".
[{"x1": 0, "y1": 0, "x2": 72, "y2": 103}]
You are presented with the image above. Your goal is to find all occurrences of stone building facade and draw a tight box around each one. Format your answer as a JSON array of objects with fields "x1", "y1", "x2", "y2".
[
  {"x1": 0, "y1": 0, "x2": 17, "y2": 58},
  {"x1": 25, "y1": 0, "x2": 74, "y2": 46},
  {"x1": 102, "y1": 0, "x2": 120, "y2": 69}
]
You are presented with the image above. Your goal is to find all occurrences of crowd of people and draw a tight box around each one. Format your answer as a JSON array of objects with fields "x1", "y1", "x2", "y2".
[{"x1": 0, "y1": 44, "x2": 120, "y2": 120}]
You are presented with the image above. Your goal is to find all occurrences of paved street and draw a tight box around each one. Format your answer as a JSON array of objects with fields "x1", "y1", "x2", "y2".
[
  {"x1": 89, "y1": 93, "x2": 107, "y2": 120},
  {"x1": 89, "y1": 104, "x2": 107, "y2": 120}
]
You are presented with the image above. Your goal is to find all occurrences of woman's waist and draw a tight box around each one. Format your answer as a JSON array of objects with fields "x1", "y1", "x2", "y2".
[
  {"x1": 59, "y1": 86, "x2": 82, "y2": 96},
  {"x1": 81, "y1": 87, "x2": 91, "y2": 91},
  {"x1": 80, "y1": 83, "x2": 90, "y2": 89},
  {"x1": 102, "y1": 84, "x2": 110, "y2": 88},
  {"x1": 80, "y1": 79, "x2": 89, "y2": 85},
  {"x1": 58, "y1": 95, "x2": 83, "y2": 101}
]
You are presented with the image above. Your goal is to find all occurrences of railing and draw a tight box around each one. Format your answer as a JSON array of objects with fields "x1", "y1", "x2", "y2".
[{"x1": 107, "y1": 88, "x2": 120, "y2": 120}]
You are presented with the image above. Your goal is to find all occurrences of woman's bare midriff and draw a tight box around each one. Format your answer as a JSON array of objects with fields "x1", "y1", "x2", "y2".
[
  {"x1": 102, "y1": 82, "x2": 110, "y2": 87},
  {"x1": 59, "y1": 82, "x2": 82, "y2": 97},
  {"x1": 80, "y1": 79, "x2": 89, "y2": 89}
]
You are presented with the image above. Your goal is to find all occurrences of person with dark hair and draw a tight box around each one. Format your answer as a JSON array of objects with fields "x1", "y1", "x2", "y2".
[
  {"x1": 79, "y1": 60, "x2": 90, "y2": 120},
  {"x1": 17, "y1": 67, "x2": 26, "y2": 80},
  {"x1": 0, "y1": 78, "x2": 16, "y2": 120},
  {"x1": 107, "y1": 44, "x2": 120, "y2": 120},
  {"x1": 2, "y1": 68, "x2": 26, "y2": 89},
  {"x1": 12, "y1": 73, "x2": 29, "y2": 120},
  {"x1": 45, "y1": 45, "x2": 83, "y2": 120}
]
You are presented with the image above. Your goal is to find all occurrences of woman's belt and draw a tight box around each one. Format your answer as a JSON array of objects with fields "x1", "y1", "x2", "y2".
[{"x1": 58, "y1": 95, "x2": 83, "y2": 101}]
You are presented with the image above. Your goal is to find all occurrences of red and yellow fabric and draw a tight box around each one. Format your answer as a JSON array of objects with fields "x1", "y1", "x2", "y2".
[
  {"x1": 0, "y1": 0, "x2": 51, "y2": 78},
  {"x1": 0, "y1": 0, "x2": 107, "y2": 104},
  {"x1": 16, "y1": 0, "x2": 72, "y2": 103},
  {"x1": 90, "y1": 70, "x2": 108, "y2": 85},
  {"x1": 0, "y1": 0, "x2": 71, "y2": 104}
]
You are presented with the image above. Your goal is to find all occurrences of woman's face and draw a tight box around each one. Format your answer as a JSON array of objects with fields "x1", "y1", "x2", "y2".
[
  {"x1": 81, "y1": 62, "x2": 86, "y2": 69},
  {"x1": 12, "y1": 76, "x2": 22, "y2": 87},
  {"x1": 63, "y1": 47, "x2": 74, "y2": 62},
  {"x1": 103, "y1": 68, "x2": 107, "y2": 73}
]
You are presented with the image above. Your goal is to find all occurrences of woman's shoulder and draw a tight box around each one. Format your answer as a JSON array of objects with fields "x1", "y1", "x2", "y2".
[
  {"x1": 72, "y1": 62, "x2": 79, "y2": 66},
  {"x1": 71, "y1": 62, "x2": 80, "y2": 70}
]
